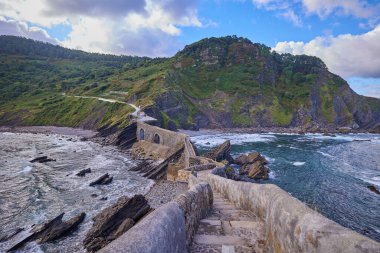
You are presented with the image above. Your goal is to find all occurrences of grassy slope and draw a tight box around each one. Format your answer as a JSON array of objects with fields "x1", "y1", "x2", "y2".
[{"x1": 0, "y1": 35, "x2": 379, "y2": 130}]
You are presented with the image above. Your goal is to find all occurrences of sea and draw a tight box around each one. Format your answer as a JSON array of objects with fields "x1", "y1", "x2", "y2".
[
  {"x1": 0, "y1": 132, "x2": 154, "y2": 253},
  {"x1": 190, "y1": 132, "x2": 380, "y2": 242}
]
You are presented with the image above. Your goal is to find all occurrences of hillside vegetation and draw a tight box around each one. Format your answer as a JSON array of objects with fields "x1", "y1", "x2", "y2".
[{"x1": 0, "y1": 35, "x2": 379, "y2": 132}]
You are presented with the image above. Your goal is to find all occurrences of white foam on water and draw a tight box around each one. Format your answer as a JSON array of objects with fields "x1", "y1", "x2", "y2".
[
  {"x1": 21, "y1": 166, "x2": 33, "y2": 173},
  {"x1": 190, "y1": 133, "x2": 277, "y2": 147},
  {"x1": 269, "y1": 170, "x2": 276, "y2": 178},
  {"x1": 293, "y1": 161, "x2": 305, "y2": 166},
  {"x1": 317, "y1": 151, "x2": 333, "y2": 157},
  {"x1": 264, "y1": 155, "x2": 275, "y2": 163}
]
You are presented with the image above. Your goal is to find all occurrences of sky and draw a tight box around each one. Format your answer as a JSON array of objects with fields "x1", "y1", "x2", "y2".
[{"x1": 0, "y1": 0, "x2": 379, "y2": 98}]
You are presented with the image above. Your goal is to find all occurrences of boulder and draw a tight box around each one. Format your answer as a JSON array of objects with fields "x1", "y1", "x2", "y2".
[
  {"x1": 237, "y1": 152, "x2": 270, "y2": 180},
  {"x1": 89, "y1": 173, "x2": 113, "y2": 186},
  {"x1": 76, "y1": 168, "x2": 91, "y2": 177},
  {"x1": 234, "y1": 154, "x2": 249, "y2": 165},
  {"x1": 6, "y1": 212, "x2": 85, "y2": 252},
  {"x1": 83, "y1": 195, "x2": 151, "y2": 252},
  {"x1": 367, "y1": 185, "x2": 380, "y2": 195},
  {"x1": 29, "y1": 156, "x2": 56, "y2": 163},
  {"x1": 0, "y1": 228, "x2": 24, "y2": 243},
  {"x1": 203, "y1": 140, "x2": 233, "y2": 163}
]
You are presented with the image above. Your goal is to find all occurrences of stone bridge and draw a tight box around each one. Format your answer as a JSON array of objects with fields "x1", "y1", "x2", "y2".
[{"x1": 132, "y1": 121, "x2": 196, "y2": 178}]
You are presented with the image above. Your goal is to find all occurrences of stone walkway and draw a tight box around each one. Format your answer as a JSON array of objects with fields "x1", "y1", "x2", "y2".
[{"x1": 190, "y1": 191, "x2": 267, "y2": 253}]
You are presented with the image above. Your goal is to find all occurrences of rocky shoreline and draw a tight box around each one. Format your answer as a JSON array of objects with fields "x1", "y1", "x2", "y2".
[
  {"x1": 181, "y1": 127, "x2": 380, "y2": 136},
  {"x1": 0, "y1": 126, "x2": 189, "y2": 252}
]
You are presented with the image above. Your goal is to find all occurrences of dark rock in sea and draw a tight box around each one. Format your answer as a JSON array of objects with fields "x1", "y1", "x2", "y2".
[
  {"x1": 80, "y1": 137, "x2": 88, "y2": 141},
  {"x1": 76, "y1": 168, "x2": 91, "y2": 177},
  {"x1": 367, "y1": 185, "x2": 380, "y2": 195},
  {"x1": 100, "y1": 197, "x2": 108, "y2": 201},
  {"x1": 7, "y1": 212, "x2": 85, "y2": 252},
  {"x1": 0, "y1": 228, "x2": 24, "y2": 242},
  {"x1": 83, "y1": 195, "x2": 150, "y2": 252},
  {"x1": 236, "y1": 152, "x2": 269, "y2": 180},
  {"x1": 38, "y1": 212, "x2": 86, "y2": 243},
  {"x1": 91, "y1": 194, "x2": 98, "y2": 198},
  {"x1": 29, "y1": 156, "x2": 56, "y2": 163},
  {"x1": 89, "y1": 173, "x2": 113, "y2": 186},
  {"x1": 203, "y1": 140, "x2": 234, "y2": 163}
]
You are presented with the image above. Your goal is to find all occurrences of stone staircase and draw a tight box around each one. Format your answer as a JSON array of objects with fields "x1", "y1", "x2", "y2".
[{"x1": 190, "y1": 192, "x2": 267, "y2": 253}]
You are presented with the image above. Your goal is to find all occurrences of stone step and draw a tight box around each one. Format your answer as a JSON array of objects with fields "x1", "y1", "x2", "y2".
[
  {"x1": 222, "y1": 245, "x2": 235, "y2": 253},
  {"x1": 213, "y1": 203, "x2": 236, "y2": 210},
  {"x1": 230, "y1": 221, "x2": 260, "y2": 228},
  {"x1": 194, "y1": 234, "x2": 247, "y2": 246},
  {"x1": 200, "y1": 219, "x2": 222, "y2": 226}
]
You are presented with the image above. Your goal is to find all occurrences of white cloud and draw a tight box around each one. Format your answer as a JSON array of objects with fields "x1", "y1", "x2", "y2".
[
  {"x1": 273, "y1": 25, "x2": 380, "y2": 78},
  {"x1": 302, "y1": 0, "x2": 378, "y2": 19},
  {"x1": 0, "y1": 0, "x2": 204, "y2": 57},
  {"x1": 0, "y1": 16, "x2": 57, "y2": 44},
  {"x1": 279, "y1": 9, "x2": 303, "y2": 27}
]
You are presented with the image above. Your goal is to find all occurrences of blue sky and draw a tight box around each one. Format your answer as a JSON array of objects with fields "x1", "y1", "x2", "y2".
[{"x1": 0, "y1": 0, "x2": 379, "y2": 98}]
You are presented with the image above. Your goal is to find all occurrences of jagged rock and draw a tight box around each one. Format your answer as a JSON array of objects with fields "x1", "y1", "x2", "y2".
[
  {"x1": 6, "y1": 213, "x2": 85, "y2": 252},
  {"x1": 89, "y1": 173, "x2": 113, "y2": 186},
  {"x1": 367, "y1": 185, "x2": 380, "y2": 195},
  {"x1": 235, "y1": 154, "x2": 249, "y2": 165},
  {"x1": 29, "y1": 156, "x2": 56, "y2": 163},
  {"x1": 237, "y1": 152, "x2": 270, "y2": 180},
  {"x1": 83, "y1": 195, "x2": 150, "y2": 252},
  {"x1": 204, "y1": 140, "x2": 233, "y2": 163},
  {"x1": 38, "y1": 213, "x2": 86, "y2": 243},
  {"x1": 76, "y1": 168, "x2": 91, "y2": 177},
  {"x1": 0, "y1": 228, "x2": 24, "y2": 242}
]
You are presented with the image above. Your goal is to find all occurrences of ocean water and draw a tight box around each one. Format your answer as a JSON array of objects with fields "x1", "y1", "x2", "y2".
[
  {"x1": 191, "y1": 132, "x2": 380, "y2": 242},
  {"x1": 0, "y1": 132, "x2": 154, "y2": 253}
]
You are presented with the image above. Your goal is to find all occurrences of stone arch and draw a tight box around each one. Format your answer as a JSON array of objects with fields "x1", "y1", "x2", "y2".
[
  {"x1": 153, "y1": 133, "x2": 160, "y2": 144},
  {"x1": 140, "y1": 128, "x2": 145, "y2": 140}
]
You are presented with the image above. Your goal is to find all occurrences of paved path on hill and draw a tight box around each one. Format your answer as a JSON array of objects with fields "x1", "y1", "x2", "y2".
[
  {"x1": 65, "y1": 94, "x2": 156, "y2": 122},
  {"x1": 191, "y1": 171, "x2": 267, "y2": 253}
]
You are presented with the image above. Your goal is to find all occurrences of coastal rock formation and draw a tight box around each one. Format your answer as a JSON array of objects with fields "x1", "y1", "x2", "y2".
[
  {"x1": 89, "y1": 173, "x2": 113, "y2": 186},
  {"x1": 83, "y1": 195, "x2": 151, "y2": 252},
  {"x1": 29, "y1": 156, "x2": 56, "y2": 163},
  {"x1": 203, "y1": 140, "x2": 233, "y2": 163},
  {"x1": 7, "y1": 212, "x2": 85, "y2": 252},
  {"x1": 237, "y1": 152, "x2": 269, "y2": 180},
  {"x1": 76, "y1": 168, "x2": 91, "y2": 177},
  {"x1": 367, "y1": 185, "x2": 380, "y2": 195}
]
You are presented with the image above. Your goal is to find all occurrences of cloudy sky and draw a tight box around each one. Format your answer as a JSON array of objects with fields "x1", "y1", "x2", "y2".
[{"x1": 0, "y1": 0, "x2": 379, "y2": 98}]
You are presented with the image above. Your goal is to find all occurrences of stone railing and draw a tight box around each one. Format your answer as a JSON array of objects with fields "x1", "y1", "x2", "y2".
[
  {"x1": 177, "y1": 163, "x2": 217, "y2": 182},
  {"x1": 99, "y1": 182, "x2": 213, "y2": 253},
  {"x1": 206, "y1": 168, "x2": 380, "y2": 253}
]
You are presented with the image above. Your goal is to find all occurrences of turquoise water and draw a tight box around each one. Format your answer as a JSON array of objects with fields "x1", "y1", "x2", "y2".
[{"x1": 191, "y1": 132, "x2": 380, "y2": 242}]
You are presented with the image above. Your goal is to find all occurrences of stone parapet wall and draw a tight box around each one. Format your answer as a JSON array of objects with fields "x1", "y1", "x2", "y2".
[
  {"x1": 99, "y1": 202, "x2": 187, "y2": 253},
  {"x1": 206, "y1": 170, "x2": 380, "y2": 253},
  {"x1": 99, "y1": 182, "x2": 213, "y2": 253},
  {"x1": 175, "y1": 182, "x2": 213, "y2": 250},
  {"x1": 137, "y1": 121, "x2": 187, "y2": 148}
]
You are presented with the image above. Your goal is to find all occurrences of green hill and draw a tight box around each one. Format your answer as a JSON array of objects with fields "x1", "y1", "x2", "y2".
[{"x1": 0, "y1": 35, "x2": 379, "y2": 132}]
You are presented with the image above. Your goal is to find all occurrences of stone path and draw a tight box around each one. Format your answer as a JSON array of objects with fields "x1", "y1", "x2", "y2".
[{"x1": 190, "y1": 191, "x2": 267, "y2": 253}]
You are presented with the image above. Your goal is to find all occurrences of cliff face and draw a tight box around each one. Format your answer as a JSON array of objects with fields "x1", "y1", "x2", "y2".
[
  {"x1": 147, "y1": 36, "x2": 380, "y2": 131},
  {"x1": 0, "y1": 35, "x2": 379, "y2": 132}
]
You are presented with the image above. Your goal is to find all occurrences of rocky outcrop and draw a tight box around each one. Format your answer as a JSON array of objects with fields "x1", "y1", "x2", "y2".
[
  {"x1": 29, "y1": 156, "x2": 56, "y2": 163},
  {"x1": 236, "y1": 152, "x2": 269, "y2": 180},
  {"x1": 7, "y1": 212, "x2": 85, "y2": 252},
  {"x1": 76, "y1": 168, "x2": 91, "y2": 177},
  {"x1": 203, "y1": 140, "x2": 233, "y2": 163},
  {"x1": 89, "y1": 173, "x2": 113, "y2": 186},
  {"x1": 83, "y1": 195, "x2": 151, "y2": 252},
  {"x1": 367, "y1": 185, "x2": 380, "y2": 195}
]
